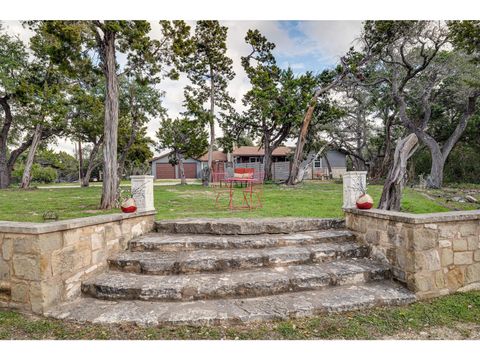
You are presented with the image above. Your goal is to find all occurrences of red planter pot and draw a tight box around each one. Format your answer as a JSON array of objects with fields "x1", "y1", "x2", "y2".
[
  {"x1": 356, "y1": 193, "x2": 373, "y2": 209},
  {"x1": 121, "y1": 198, "x2": 137, "y2": 213}
]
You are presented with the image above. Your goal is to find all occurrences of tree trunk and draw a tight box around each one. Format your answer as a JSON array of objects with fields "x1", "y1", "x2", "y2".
[
  {"x1": 82, "y1": 137, "x2": 103, "y2": 187},
  {"x1": 295, "y1": 143, "x2": 329, "y2": 183},
  {"x1": 78, "y1": 139, "x2": 83, "y2": 185},
  {"x1": 100, "y1": 30, "x2": 120, "y2": 209},
  {"x1": 263, "y1": 139, "x2": 273, "y2": 181},
  {"x1": 118, "y1": 119, "x2": 139, "y2": 182},
  {"x1": 0, "y1": 96, "x2": 13, "y2": 189},
  {"x1": 206, "y1": 65, "x2": 215, "y2": 185},
  {"x1": 20, "y1": 124, "x2": 43, "y2": 189},
  {"x1": 178, "y1": 153, "x2": 187, "y2": 185},
  {"x1": 287, "y1": 101, "x2": 317, "y2": 185},
  {"x1": 426, "y1": 150, "x2": 445, "y2": 189},
  {"x1": 324, "y1": 154, "x2": 332, "y2": 179},
  {"x1": 378, "y1": 134, "x2": 418, "y2": 211},
  {"x1": 287, "y1": 71, "x2": 347, "y2": 186}
]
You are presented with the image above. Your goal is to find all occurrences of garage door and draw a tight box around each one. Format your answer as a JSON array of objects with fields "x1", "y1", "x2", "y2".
[
  {"x1": 183, "y1": 163, "x2": 197, "y2": 178},
  {"x1": 156, "y1": 163, "x2": 175, "y2": 179}
]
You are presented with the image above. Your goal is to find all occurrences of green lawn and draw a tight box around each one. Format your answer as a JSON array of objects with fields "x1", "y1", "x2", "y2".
[
  {"x1": 1, "y1": 291, "x2": 479, "y2": 339},
  {"x1": 0, "y1": 181, "x2": 454, "y2": 222}
]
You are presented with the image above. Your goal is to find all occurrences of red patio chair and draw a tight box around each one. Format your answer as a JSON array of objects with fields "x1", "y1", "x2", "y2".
[{"x1": 242, "y1": 169, "x2": 264, "y2": 209}]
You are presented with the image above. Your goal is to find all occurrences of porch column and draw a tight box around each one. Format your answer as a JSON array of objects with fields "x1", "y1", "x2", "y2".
[
  {"x1": 342, "y1": 171, "x2": 367, "y2": 208},
  {"x1": 130, "y1": 175, "x2": 155, "y2": 212}
]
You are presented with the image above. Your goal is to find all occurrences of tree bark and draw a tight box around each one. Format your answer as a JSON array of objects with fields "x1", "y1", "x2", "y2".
[
  {"x1": 100, "y1": 29, "x2": 120, "y2": 209},
  {"x1": 178, "y1": 152, "x2": 187, "y2": 185},
  {"x1": 295, "y1": 143, "x2": 329, "y2": 183},
  {"x1": 378, "y1": 133, "x2": 418, "y2": 211},
  {"x1": 206, "y1": 65, "x2": 215, "y2": 185},
  {"x1": 78, "y1": 139, "x2": 83, "y2": 185},
  {"x1": 82, "y1": 137, "x2": 103, "y2": 187},
  {"x1": 263, "y1": 138, "x2": 273, "y2": 181},
  {"x1": 0, "y1": 96, "x2": 13, "y2": 189},
  {"x1": 20, "y1": 124, "x2": 43, "y2": 189}
]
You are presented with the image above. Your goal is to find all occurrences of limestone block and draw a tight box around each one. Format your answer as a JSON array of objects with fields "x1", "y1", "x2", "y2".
[
  {"x1": 439, "y1": 240, "x2": 452, "y2": 248},
  {"x1": 414, "y1": 250, "x2": 441, "y2": 271},
  {"x1": 446, "y1": 267, "x2": 464, "y2": 290},
  {"x1": 467, "y1": 236, "x2": 479, "y2": 251},
  {"x1": 105, "y1": 223, "x2": 122, "y2": 241},
  {"x1": 91, "y1": 232, "x2": 105, "y2": 251},
  {"x1": 37, "y1": 232, "x2": 63, "y2": 253},
  {"x1": 424, "y1": 223, "x2": 438, "y2": 230},
  {"x1": 91, "y1": 249, "x2": 106, "y2": 265},
  {"x1": 460, "y1": 223, "x2": 477, "y2": 237},
  {"x1": 2, "y1": 238, "x2": 13, "y2": 260},
  {"x1": 0, "y1": 258, "x2": 10, "y2": 281},
  {"x1": 474, "y1": 250, "x2": 480, "y2": 262},
  {"x1": 453, "y1": 239, "x2": 468, "y2": 252},
  {"x1": 440, "y1": 248, "x2": 454, "y2": 267},
  {"x1": 51, "y1": 246, "x2": 91, "y2": 278},
  {"x1": 439, "y1": 225, "x2": 458, "y2": 239},
  {"x1": 10, "y1": 234, "x2": 39, "y2": 254},
  {"x1": 465, "y1": 263, "x2": 480, "y2": 284},
  {"x1": 10, "y1": 281, "x2": 29, "y2": 303},
  {"x1": 454, "y1": 251, "x2": 473, "y2": 265},
  {"x1": 414, "y1": 272, "x2": 435, "y2": 292},
  {"x1": 13, "y1": 254, "x2": 41, "y2": 280},
  {"x1": 413, "y1": 228, "x2": 438, "y2": 250}
]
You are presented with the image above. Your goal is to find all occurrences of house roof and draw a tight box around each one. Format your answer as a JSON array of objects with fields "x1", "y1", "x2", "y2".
[
  {"x1": 149, "y1": 151, "x2": 171, "y2": 163},
  {"x1": 198, "y1": 151, "x2": 228, "y2": 162},
  {"x1": 232, "y1": 146, "x2": 292, "y2": 157}
]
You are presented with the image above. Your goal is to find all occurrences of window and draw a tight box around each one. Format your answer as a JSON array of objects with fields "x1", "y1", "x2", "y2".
[
  {"x1": 314, "y1": 159, "x2": 323, "y2": 168},
  {"x1": 249, "y1": 157, "x2": 258, "y2": 163}
]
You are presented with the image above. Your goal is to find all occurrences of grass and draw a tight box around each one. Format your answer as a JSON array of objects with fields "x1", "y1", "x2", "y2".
[
  {"x1": 0, "y1": 181, "x2": 454, "y2": 222},
  {"x1": 1, "y1": 291, "x2": 479, "y2": 339}
]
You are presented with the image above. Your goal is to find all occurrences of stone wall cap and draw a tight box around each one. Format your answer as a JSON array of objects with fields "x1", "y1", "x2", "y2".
[
  {"x1": 130, "y1": 175, "x2": 154, "y2": 178},
  {"x1": 344, "y1": 208, "x2": 480, "y2": 224},
  {"x1": 0, "y1": 210, "x2": 157, "y2": 235}
]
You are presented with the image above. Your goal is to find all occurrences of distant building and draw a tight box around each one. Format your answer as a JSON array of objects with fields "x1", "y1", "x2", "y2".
[{"x1": 149, "y1": 146, "x2": 347, "y2": 180}]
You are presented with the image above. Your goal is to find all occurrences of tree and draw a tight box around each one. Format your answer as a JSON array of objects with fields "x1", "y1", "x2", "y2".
[
  {"x1": 362, "y1": 21, "x2": 479, "y2": 190},
  {"x1": 68, "y1": 77, "x2": 104, "y2": 187},
  {"x1": 177, "y1": 21, "x2": 235, "y2": 182},
  {"x1": 29, "y1": 21, "x2": 155, "y2": 208},
  {"x1": 0, "y1": 25, "x2": 65, "y2": 189},
  {"x1": 155, "y1": 118, "x2": 208, "y2": 185},
  {"x1": 236, "y1": 30, "x2": 321, "y2": 180},
  {"x1": 287, "y1": 48, "x2": 368, "y2": 185},
  {"x1": 117, "y1": 75, "x2": 164, "y2": 181},
  {"x1": 19, "y1": 29, "x2": 70, "y2": 188}
]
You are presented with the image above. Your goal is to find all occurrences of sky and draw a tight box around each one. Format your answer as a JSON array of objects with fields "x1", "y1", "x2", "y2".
[{"x1": 1, "y1": 20, "x2": 363, "y2": 156}]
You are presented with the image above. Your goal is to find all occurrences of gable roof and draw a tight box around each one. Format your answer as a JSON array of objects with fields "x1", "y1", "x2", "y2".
[
  {"x1": 232, "y1": 146, "x2": 292, "y2": 157},
  {"x1": 198, "y1": 151, "x2": 228, "y2": 162}
]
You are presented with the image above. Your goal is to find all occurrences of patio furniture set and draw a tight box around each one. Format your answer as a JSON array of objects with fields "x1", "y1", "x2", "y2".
[{"x1": 212, "y1": 168, "x2": 264, "y2": 210}]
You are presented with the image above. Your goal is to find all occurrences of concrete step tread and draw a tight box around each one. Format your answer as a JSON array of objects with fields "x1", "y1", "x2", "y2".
[
  {"x1": 155, "y1": 217, "x2": 344, "y2": 235},
  {"x1": 111, "y1": 240, "x2": 368, "y2": 275},
  {"x1": 83, "y1": 258, "x2": 390, "y2": 301},
  {"x1": 130, "y1": 229, "x2": 355, "y2": 252},
  {"x1": 48, "y1": 281, "x2": 415, "y2": 326}
]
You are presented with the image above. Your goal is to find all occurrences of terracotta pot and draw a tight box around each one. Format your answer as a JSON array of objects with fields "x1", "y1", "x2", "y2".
[
  {"x1": 121, "y1": 197, "x2": 137, "y2": 213},
  {"x1": 356, "y1": 193, "x2": 373, "y2": 209}
]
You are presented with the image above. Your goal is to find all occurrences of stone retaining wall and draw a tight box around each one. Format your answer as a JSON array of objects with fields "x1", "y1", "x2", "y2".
[
  {"x1": 0, "y1": 211, "x2": 156, "y2": 314},
  {"x1": 345, "y1": 208, "x2": 480, "y2": 299}
]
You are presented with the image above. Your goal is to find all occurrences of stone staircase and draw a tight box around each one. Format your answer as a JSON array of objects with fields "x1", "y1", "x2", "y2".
[{"x1": 46, "y1": 218, "x2": 415, "y2": 326}]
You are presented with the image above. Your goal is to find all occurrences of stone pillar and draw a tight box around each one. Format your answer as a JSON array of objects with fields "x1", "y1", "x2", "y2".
[
  {"x1": 131, "y1": 175, "x2": 155, "y2": 212},
  {"x1": 342, "y1": 171, "x2": 367, "y2": 208}
]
